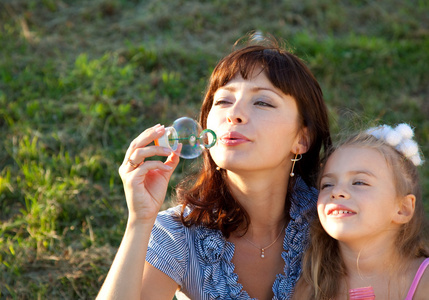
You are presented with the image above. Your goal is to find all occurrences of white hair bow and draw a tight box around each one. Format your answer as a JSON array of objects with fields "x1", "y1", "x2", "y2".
[{"x1": 366, "y1": 123, "x2": 424, "y2": 166}]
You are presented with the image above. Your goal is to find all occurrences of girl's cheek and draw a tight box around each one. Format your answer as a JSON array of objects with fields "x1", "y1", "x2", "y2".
[{"x1": 316, "y1": 202, "x2": 325, "y2": 216}]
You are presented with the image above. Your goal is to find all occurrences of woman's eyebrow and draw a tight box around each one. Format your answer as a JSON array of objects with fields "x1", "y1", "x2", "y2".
[
  {"x1": 217, "y1": 86, "x2": 236, "y2": 92},
  {"x1": 251, "y1": 87, "x2": 283, "y2": 98},
  {"x1": 218, "y1": 85, "x2": 282, "y2": 97}
]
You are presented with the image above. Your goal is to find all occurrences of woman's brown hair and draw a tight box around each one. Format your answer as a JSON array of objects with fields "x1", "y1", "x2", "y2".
[
  {"x1": 296, "y1": 132, "x2": 429, "y2": 299},
  {"x1": 176, "y1": 33, "x2": 331, "y2": 237}
]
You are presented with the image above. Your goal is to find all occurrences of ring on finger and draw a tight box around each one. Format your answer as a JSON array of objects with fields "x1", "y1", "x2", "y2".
[{"x1": 127, "y1": 158, "x2": 139, "y2": 168}]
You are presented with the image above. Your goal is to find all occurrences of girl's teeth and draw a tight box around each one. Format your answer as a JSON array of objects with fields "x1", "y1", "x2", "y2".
[{"x1": 332, "y1": 210, "x2": 352, "y2": 215}]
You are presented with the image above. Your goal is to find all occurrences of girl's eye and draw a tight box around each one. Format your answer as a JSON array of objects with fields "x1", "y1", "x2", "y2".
[
  {"x1": 353, "y1": 181, "x2": 368, "y2": 186},
  {"x1": 320, "y1": 182, "x2": 333, "y2": 190}
]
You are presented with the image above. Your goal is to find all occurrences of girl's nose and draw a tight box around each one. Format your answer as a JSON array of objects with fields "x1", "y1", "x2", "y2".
[{"x1": 331, "y1": 185, "x2": 350, "y2": 200}]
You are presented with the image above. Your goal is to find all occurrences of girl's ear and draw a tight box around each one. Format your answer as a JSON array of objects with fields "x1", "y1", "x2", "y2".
[
  {"x1": 294, "y1": 127, "x2": 310, "y2": 154},
  {"x1": 393, "y1": 194, "x2": 416, "y2": 224}
]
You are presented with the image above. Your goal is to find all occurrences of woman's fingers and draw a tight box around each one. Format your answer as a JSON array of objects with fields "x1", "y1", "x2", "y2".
[
  {"x1": 120, "y1": 124, "x2": 173, "y2": 173},
  {"x1": 119, "y1": 126, "x2": 183, "y2": 184},
  {"x1": 126, "y1": 160, "x2": 174, "y2": 182},
  {"x1": 164, "y1": 143, "x2": 182, "y2": 169},
  {"x1": 121, "y1": 124, "x2": 165, "y2": 165},
  {"x1": 125, "y1": 146, "x2": 172, "y2": 171}
]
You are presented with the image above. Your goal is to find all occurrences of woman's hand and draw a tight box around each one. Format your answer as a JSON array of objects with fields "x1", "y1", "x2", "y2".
[
  {"x1": 97, "y1": 125, "x2": 180, "y2": 300},
  {"x1": 119, "y1": 124, "x2": 181, "y2": 225}
]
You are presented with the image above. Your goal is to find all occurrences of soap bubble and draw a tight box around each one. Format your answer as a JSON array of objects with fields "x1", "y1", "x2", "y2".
[{"x1": 156, "y1": 117, "x2": 217, "y2": 159}]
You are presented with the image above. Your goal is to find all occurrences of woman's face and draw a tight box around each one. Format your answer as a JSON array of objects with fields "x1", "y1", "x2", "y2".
[{"x1": 206, "y1": 68, "x2": 307, "y2": 174}]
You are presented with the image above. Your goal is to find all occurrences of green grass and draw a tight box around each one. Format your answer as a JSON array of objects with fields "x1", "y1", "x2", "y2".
[{"x1": 1, "y1": 0, "x2": 428, "y2": 298}]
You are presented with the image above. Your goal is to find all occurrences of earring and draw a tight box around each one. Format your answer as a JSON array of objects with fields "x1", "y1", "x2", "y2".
[
  {"x1": 290, "y1": 153, "x2": 302, "y2": 177},
  {"x1": 216, "y1": 166, "x2": 221, "y2": 171}
]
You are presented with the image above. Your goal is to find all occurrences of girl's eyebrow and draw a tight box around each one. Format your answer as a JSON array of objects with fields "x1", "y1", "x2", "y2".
[
  {"x1": 321, "y1": 170, "x2": 376, "y2": 179},
  {"x1": 349, "y1": 170, "x2": 376, "y2": 177}
]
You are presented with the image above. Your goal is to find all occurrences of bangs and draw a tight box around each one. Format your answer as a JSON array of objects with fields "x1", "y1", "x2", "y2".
[{"x1": 211, "y1": 46, "x2": 295, "y2": 96}]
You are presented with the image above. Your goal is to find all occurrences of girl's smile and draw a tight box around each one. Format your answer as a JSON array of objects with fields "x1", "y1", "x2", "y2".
[{"x1": 325, "y1": 204, "x2": 356, "y2": 217}]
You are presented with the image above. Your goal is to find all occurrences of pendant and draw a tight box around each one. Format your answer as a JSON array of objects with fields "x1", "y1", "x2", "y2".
[{"x1": 261, "y1": 248, "x2": 265, "y2": 258}]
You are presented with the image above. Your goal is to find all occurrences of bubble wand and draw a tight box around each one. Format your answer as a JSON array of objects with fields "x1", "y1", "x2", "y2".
[{"x1": 155, "y1": 117, "x2": 217, "y2": 159}]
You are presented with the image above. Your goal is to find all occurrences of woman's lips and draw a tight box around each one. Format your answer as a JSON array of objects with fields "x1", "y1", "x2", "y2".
[{"x1": 218, "y1": 131, "x2": 250, "y2": 146}]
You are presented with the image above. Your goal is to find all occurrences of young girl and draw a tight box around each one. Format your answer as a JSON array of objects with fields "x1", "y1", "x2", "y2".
[
  {"x1": 97, "y1": 33, "x2": 331, "y2": 300},
  {"x1": 294, "y1": 123, "x2": 429, "y2": 299}
]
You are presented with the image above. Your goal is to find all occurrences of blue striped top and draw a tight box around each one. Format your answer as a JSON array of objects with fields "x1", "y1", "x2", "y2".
[{"x1": 146, "y1": 176, "x2": 317, "y2": 300}]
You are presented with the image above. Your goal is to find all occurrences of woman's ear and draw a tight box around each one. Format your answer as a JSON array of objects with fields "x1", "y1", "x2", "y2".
[
  {"x1": 393, "y1": 194, "x2": 416, "y2": 224},
  {"x1": 293, "y1": 127, "x2": 310, "y2": 154}
]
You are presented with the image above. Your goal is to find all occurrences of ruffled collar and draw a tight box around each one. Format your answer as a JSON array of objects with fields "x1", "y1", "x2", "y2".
[{"x1": 194, "y1": 176, "x2": 318, "y2": 299}]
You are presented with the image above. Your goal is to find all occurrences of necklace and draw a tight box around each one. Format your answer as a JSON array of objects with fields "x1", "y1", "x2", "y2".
[{"x1": 242, "y1": 223, "x2": 286, "y2": 258}]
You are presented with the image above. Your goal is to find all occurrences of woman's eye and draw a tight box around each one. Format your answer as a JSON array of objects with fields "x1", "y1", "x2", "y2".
[
  {"x1": 254, "y1": 100, "x2": 274, "y2": 107},
  {"x1": 214, "y1": 99, "x2": 231, "y2": 106}
]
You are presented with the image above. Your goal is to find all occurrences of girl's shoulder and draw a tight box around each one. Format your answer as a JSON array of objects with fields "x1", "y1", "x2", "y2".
[{"x1": 407, "y1": 257, "x2": 429, "y2": 300}]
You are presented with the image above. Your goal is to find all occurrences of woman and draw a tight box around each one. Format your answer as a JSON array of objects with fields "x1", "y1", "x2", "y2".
[{"x1": 97, "y1": 33, "x2": 331, "y2": 300}]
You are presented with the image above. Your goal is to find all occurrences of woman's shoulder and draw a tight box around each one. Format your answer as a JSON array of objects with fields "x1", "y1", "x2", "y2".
[
  {"x1": 156, "y1": 205, "x2": 184, "y2": 224},
  {"x1": 153, "y1": 205, "x2": 211, "y2": 242},
  {"x1": 146, "y1": 205, "x2": 192, "y2": 285},
  {"x1": 152, "y1": 205, "x2": 190, "y2": 238},
  {"x1": 155, "y1": 205, "x2": 231, "y2": 255},
  {"x1": 152, "y1": 205, "x2": 244, "y2": 298}
]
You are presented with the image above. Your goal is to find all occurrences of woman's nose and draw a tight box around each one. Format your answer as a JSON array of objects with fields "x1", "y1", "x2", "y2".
[
  {"x1": 226, "y1": 103, "x2": 247, "y2": 125},
  {"x1": 227, "y1": 115, "x2": 243, "y2": 124}
]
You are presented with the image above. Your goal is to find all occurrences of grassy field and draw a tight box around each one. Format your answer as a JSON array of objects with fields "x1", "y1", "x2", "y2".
[{"x1": 1, "y1": 0, "x2": 428, "y2": 298}]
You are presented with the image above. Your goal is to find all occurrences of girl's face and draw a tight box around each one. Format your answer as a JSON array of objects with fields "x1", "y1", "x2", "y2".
[
  {"x1": 206, "y1": 68, "x2": 307, "y2": 174},
  {"x1": 317, "y1": 146, "x2": 403, "y2": 245}
]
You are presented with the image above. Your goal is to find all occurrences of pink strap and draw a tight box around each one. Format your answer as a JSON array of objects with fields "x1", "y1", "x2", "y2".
[{"x1": 405, "y1": 257, "x2": 429, "y2": 300}]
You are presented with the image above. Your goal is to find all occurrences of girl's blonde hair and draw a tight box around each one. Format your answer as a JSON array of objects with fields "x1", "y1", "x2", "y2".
[{"x1": 295, "y1": 131, "x2": 429, "y2": 300}]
